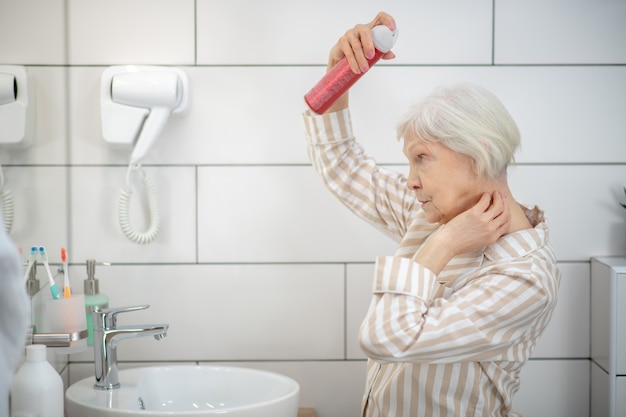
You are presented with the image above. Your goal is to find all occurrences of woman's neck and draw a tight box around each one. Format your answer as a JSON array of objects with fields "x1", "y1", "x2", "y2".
[{"x1": 486, "y1": 178, "x2": 532, "y2": 234}]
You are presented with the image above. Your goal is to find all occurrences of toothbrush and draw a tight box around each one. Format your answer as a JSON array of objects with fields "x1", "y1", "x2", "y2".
[
  {"x1": 39, "y1": 246, "x2": 60, "y2": 300},
  {"x1": 61, "y1": 247, "x2": 71, "y2": 298},
  {"x1": 22, "y1": 246, "x2": 38, "y2": 281}
]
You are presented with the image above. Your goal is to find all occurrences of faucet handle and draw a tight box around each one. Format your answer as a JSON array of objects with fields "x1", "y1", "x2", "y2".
[{"x1": 95, "y1": 304, "x2": 150, "y2": 328}]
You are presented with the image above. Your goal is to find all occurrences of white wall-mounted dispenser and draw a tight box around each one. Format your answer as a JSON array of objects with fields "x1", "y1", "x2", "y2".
[
  {"x1": 100, "y1": 66, "x2": 189, "y2": 244},
  {"x1": 0, "y1": 65, "x2": 35, "y2": 148}
]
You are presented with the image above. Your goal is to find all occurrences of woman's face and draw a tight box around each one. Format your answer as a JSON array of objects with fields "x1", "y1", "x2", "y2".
[{"x1": 403, "y1": 134, "x2": 487, "y2": 224}]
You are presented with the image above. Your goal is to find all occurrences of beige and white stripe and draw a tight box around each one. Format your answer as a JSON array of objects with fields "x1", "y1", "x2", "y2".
[{"x1": 303, "y1": 109, "x2": 561, "y2": 416}]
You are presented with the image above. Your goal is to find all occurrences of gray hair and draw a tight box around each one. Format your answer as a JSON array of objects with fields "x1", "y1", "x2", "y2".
[{"x1": 395, "y1": 82, "x2": 520, "y2": 179}]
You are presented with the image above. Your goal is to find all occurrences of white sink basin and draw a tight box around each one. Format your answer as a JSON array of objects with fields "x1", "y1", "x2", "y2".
[{"x1": 65, "y1": 365, "x2": 300, "y2": 417}]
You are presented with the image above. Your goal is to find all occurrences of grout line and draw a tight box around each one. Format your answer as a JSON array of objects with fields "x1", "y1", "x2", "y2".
[
  {"x1": 194, "y1": 0, "x2": 198, "y2": 66},
  {"x1": 63, "y1": 0, "x2": 74, "y2": 267},
  {"x1": 344, "y1": 263, "x2": 348, "y2": 360},
  {"x1": 68, "y1": 261, "x2": 586, "y2": 268},
  {"x1": 195, "y1": 165, "x2": 199, "y2": 263},
  {"x1": 70, "y1": 359, "x2": 370, "y2": 364},
  {"x1": 68, "y1": 357, "x2": 588, "y2": 365},
  {"x1": 491, "y1": 0, "x2": 496, "y2": 65},
  {"x1": 5, "y1": 162, "x2": 626, "y2": 169},
  {"x1": 18, "y1": 63, "x2": 626, "y2": 69}
]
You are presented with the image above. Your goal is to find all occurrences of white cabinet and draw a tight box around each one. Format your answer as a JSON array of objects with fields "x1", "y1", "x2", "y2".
[{"x1": 591, "y1": 257, "x2": 626, "y2": 417}]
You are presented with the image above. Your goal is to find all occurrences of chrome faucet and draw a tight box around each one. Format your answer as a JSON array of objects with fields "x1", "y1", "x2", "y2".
[{"x1": 92, "y1": 304, "x2": 168, "y2": 390}]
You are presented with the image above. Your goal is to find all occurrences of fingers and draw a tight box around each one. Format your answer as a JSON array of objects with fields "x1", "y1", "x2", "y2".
[
  {"x1": 382, "y1": 51, "x2": 396, "y2": 61},
  {"x1": 476, "y1": 191, "x2": 505, "y2": 218},
  {"x1": 370, "y1": 11, "x2": 397, "y2": 32},
  {"x1": 485, "y1": 191, "x2": 511, "y2": 239},
  {"x1": 468, "y1": 191, "x2": 509, "y2": 239},
  {"x1": 474, "y1": 192, "x2": 493, "y2": 211},
  {"x1": 342, "y1": 25, "x2": 372, "y2": 74},
  {"x1": 331, "y1": 11, "x2": 397, "y2": 74}
]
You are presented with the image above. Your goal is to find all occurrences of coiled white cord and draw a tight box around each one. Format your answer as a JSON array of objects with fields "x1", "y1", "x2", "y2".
[
  {"x1": 118, "y1": 164, "x2": 161, "y2": 244},
  {"x1": 0, "y1": 165, "x2": 14, "y2": 234}
]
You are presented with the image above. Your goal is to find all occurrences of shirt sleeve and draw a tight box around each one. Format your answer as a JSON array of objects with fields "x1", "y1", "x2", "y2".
[
  {"x1": 303, "y1": 108, "x2": 416, "y2": 241},
  {"x1": 358, "y1": 255, "x2": 557, "y2": 364}
]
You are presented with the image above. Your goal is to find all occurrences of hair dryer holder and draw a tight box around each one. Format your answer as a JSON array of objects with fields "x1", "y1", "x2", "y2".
[
  {"x1": 0, "y1": 65, "x2": 35, "y2": 148},
  {"x1": 100, "y1": 65, "x2": 188, "y2": 166}
]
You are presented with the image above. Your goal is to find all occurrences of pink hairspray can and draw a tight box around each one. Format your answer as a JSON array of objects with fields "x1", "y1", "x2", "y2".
[{"x1": 305, "y1": 25, "x2": 398, "y2": 114}]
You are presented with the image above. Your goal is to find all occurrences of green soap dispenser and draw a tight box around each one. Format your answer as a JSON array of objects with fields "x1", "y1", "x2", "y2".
[{"x1": 83, "y1": 259, "x2": 109, "y2": 346}]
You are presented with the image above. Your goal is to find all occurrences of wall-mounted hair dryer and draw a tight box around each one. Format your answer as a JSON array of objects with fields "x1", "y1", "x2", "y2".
[
  {"x1": 100, "y1": 66, "x2": 189, "y2": 244},
  {"x1": 0, "y1": 65, "x2": 35, "y2": 148},
  {"x1": 101, "y1": 65, "x2": 188, "y2": 166}
]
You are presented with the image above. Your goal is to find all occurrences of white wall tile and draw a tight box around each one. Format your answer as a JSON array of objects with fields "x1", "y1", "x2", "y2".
[
  {"x1": 490, "y1": 66, "x2": 626, "y2": 164},
  {"x1": 495, "y1": 0, "x2": 626, "y2": 64},
  {"x1": 71, "y1": 264, "x2": 345, "y2": 361},
  {"x1": 390, "y1": 1, "x2": 493, "y2": 65},
  {"x1": 197, "y1": 166, "x2": 398, "y2": 263},
  {"x1": 67, "y1": 0, "x2": 195, "y2": 65},
  {"x1": 0, "y1": 0, "x2": 66, "y2": 65},
  {"x1": 346, "y1": 263, "x2": 374, "y2": 360},
  {"x1": 532, "y1": 263, "x2": 590, "y2": 358},
  {"x1": 509, "y1": 165, "x2": 626, "y2": 260},
  {"x1": 197, "y1": 0, "x2": 492, "y2": 65},
  {"x1": 158, "y1": 67, "x2": 315, "y2": 165},
  {"x1": 516, "y1": 359, "x2": 589, "y2": 417},
  {"x1": 68, "y1": 361, "x2": 181, "y2": 385},
  {"x1": 70, "y1": 166, "x2": 197, "y2": 263},
  {"x1": 2, "y1": 167, "x2": 68, "y2": 256}
]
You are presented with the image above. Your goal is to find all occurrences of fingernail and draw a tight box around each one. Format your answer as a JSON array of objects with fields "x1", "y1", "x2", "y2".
[
  {"x1": 366, "y1": 50, "x2": 374, "y2": 59},
  {"x1": 361, "y1": 64, "x2": 370, "y2": 72}
]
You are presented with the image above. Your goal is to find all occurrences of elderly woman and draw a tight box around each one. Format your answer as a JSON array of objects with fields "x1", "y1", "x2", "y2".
[{"x1": 302, "y1": 12, "x2": 560, "y2": 417}]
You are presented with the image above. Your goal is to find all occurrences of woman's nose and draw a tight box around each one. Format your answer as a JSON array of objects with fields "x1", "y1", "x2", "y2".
[{"x1": 407, "y1": 169, "x2": 421, "y2": 190}]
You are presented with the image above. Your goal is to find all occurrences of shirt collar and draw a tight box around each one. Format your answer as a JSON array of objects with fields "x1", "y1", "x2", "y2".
[{"x1": 483, "y1": 215, "x2": 549, "y2": 262}]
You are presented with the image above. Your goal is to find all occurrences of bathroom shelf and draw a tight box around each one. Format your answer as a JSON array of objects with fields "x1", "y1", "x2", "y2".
[{"x1": 26, "y1": 326, "x2": 88, "y2": 348}]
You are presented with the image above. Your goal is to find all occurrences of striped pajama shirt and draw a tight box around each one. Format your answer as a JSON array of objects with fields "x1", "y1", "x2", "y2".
[{"x1": 303, "y1": 108, "x2": 561, "y2": 417}]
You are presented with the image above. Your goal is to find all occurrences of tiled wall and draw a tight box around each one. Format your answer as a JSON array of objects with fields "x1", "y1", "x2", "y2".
[{"x1": 1, "y1": 1, "x2": 625, "y2": 416}]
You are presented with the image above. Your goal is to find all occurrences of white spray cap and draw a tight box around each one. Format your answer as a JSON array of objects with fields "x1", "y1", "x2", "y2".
[{"x1": 372, "y1": 25, "x2": 399, "y2": 53}]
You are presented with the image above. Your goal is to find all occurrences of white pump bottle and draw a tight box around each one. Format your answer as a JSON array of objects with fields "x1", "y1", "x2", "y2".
[{"x1": 10, "y1": 345, "x2": 64, "y2": 417}]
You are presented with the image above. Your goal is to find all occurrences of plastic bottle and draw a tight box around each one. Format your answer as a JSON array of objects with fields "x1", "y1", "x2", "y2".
[
  {"x1": 10, "y1": 345, "x2": 64, "y2": 417},
  {"x1": 83, "y1": 259, "x2": 109, "y2": 346},
  {"x1": 304, "y1": 25, "x2": 399, "y2": 114}
]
